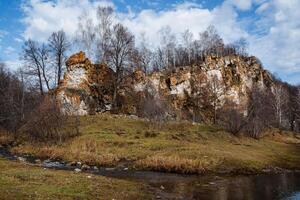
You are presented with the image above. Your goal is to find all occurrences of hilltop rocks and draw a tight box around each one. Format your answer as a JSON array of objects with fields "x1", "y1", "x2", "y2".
[
  {"x1": 125, "y1": 55, "x2": 273, "y2": 119},
  {"x1": 65, "y1": 51, "x2": 91, "y2": 68},
  {"x1": 56, "y1": 52, "x2": 274, "y2": 119},
  {"x1": 56, "y1": 52, "x2": 114, "y2": 115}
]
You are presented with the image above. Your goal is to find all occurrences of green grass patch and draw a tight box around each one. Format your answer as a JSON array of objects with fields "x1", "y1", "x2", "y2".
[{"x1": 0, "y1": 158, "x2": 153, "y2": 200}]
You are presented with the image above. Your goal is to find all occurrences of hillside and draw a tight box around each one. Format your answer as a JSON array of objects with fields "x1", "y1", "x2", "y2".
[{"x1": 7, "y1": 114, "x2": 300, "y2": 175}]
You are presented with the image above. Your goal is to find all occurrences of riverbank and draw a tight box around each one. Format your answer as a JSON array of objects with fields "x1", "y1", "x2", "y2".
[
  {"x1": 0, "y1": 157, "x2": 154, "y2": 200},
  {"x1": 2, "y1": 155, "x2": 300, "y2": 200},
  {"x1": 3, "y1": 114, "x2": 300, "y2": 175}
]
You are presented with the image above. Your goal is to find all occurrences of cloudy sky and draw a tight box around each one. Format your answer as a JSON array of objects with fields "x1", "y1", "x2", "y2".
[{"x1": 0, "y1": 0, "x2": 299, "y2": 84}]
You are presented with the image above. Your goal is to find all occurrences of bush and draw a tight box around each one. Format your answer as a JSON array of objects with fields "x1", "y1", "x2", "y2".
[
  {"x1": 19, "y1": 96, "x2": 80, "y2": 143},
  {"x1": 218, "y1": 101, "x2": 246, "y2": 136},
  {"x1": 144, "y1": 130, "x2": 159, "y2": 138}
]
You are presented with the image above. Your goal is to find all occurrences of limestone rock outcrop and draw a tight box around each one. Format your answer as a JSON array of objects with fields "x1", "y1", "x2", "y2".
[
  {"x1": 56, "y1": 52, "x2": 114, "y2": 115},
  {"x1": 56, "y1": 52, "x2": 274, "y2": 119}
]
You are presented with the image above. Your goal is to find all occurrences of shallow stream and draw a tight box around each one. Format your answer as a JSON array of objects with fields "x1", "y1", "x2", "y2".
[{"x1": 1, "y1": 146, "x2": 300, "y2": 200}]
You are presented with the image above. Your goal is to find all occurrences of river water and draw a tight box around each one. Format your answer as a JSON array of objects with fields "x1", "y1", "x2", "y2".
[{"x1": 1, "y1": 146, "x2": 300, "y2": 200}]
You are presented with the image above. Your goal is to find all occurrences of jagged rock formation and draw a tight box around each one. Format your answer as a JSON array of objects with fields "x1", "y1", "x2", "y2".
[
  {"x1": 56, "y1": 52, "x2": 114, "y2": 115},
  {"x1": 56, "y1": 52, "x2": 274, "y2": 120}
]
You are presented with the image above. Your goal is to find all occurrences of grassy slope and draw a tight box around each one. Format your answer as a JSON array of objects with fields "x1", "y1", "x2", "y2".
[
  {"x1": 0, "y1": 158, "x2": 153, "y2": 200},
  {"x1": 11, "y1": 114, "x2": 300, "y2": 174}
]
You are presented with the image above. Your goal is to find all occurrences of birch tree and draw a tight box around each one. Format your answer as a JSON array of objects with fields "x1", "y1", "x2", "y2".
[
  {"x1": 96, "y1": 6, "x2": 113, "y2": 62},
  {"x1": 182, "y1": 29, "x2": 193, "y2": 65},
  {"x1": 75, "y1": 11, "x2": 96, "y2": 60},
  {"x1": 158, "y1": 26, "x2": 177, "y2": 69},
  {"x1": 272, "y1": 84, "x2": 289, "y2": 127}
]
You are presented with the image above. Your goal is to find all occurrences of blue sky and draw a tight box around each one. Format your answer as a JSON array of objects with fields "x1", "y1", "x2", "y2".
[{"x1": 0, "y1": 0, "x2": 299, "y2": 84}]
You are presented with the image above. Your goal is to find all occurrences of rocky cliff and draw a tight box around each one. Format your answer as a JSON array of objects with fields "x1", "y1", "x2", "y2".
[
  {"x1": 56, "y1": 52, "x2": 114, "y2": 115},
  {"x1": 56, "y1": 52, "x2": 274, "y2": 120}
]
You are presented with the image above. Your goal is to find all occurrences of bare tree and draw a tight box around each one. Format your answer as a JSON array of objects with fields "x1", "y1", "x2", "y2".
[
  {"x1": 158, "y1": 26, "x2": 177, "y2": 69},
  {"x1": 137, "y1": 33, "x2": 152, "y2": 74},
  {"x1": 22, "y1": 39, "x2": 51, "y2": 94},
  {"x1": 286, "y1": 84, "x2": 300, "y2": 132},
  {"x1": 233, "y1": 38, "x2": 248, "y2": 56},
  {"x1": 199, "y1": 25, "x2": 224, "y2": 57},
  {"x1": 188, "y1": 73, "x2": 223, "y2": 124},
  {"x1": 96, "y1": 6, "x2": 113, "y2": 62},
  {"x1": 0, "y1": 64, "x2": 40, "y2": 133},
  {"x1": 272, "y1": 83, "x2": 289, "y2": 128},
  {"x1": 245, "y1": 87, "x2": 275, "y2": 138},
  {"x1": 218, "y1": 101, "x2": 247, "y2": 135},
  {"x1": 182, "y1": 29, "x2": 194, "y2": 65},
  {"x1": 208, "y1": 75, "x2": 224, "y2": 124},
  {"x1": 75, "y1": 11, "x2": 96, "y2": 60},
  {"x1": 152, "y1": 47, "x2": 165, "y2": 71},
  {"x1": 107, "y1": 23, "x2": 135, "y2": 109},
  {"x1": 294, "y1": 87, "x2": 300, "y2": 131},
  {"x1": 48, "y1": 30, "x2": 70, "y2": 86}
]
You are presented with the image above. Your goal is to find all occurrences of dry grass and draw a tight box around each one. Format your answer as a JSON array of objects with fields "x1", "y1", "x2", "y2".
[
  {"x1": 136, "y1": 155, "x2": 215, "y2": 174},
  {"x1": 0, "y1": 158, "x2": 153, "y2": 200},
  {"x1": 0, "y1": 129, "x2": 14, "y2": 145},
  {"x1": 10, "y1": 114, "x2": 300, "y2": 174}
]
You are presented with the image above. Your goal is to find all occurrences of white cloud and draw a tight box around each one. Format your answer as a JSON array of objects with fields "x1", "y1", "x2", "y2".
[
  {"x1": 0, "y1": 30, "x2": 8, "y2": 42},
  {"x1": 4, "y1": 46, "x2": 16, "y2": 55},
  {"x1": 4, "y1": 60, "x2": 22, "y2": 70},
  {"x1": 122, "y1": 2, "x2": 248, "y2": 47},
  {"x1": 14, "y1": 37, "x2": 23, "y2": 43},
  {"x1": 21, "y1": 0, "x2": 248, "y2": 45},
  {"x1": 21, "y1": 0, "x2": 113, "y2": 41},
  {"x1": 19, "y1": 0, "x2": 300, "y2": 84},
  {"x1": 249, "y1": 0, "x2": 300, "y2": 78}
]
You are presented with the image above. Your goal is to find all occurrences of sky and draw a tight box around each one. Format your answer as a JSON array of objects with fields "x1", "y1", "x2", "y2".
[{"x1": 0, "y1": 0, "x2": 299, "y2": 84}]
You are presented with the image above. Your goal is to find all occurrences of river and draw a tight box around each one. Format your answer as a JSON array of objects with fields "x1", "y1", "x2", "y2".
[{"x1": 1, "y1": 146, "x2": 300, "y2": 200}]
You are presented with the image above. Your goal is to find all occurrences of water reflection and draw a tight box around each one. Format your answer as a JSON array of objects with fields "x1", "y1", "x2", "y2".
[
  {"x1": 118, "y1": 172, "x2": 300, "y2": 200},
  {"x1": 186, "y1": 173, "x2": 300, "y2": 200}
]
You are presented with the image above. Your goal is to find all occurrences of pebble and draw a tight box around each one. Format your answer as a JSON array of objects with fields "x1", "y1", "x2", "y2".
[
  {"x1": 74, "y1": 168, "x2": 82, "y2": 173},
  {"x1": 77, "y1": 162, "x2": 82, "y2": 167},
  {"x1": 17, "y1": 157, "x2": 26, "y2": 162},
  {"x1": 81, "y1": 164, "x2": 91, "y2": 171}
]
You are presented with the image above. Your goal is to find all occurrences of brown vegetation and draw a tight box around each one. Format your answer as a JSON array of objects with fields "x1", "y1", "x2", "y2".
[
  {"x1": 18, "y1": 96, "x2": 80, "y2": 143},
  {"x1": 9, "y1": 114, "x2": 300, "y2": 175}
]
